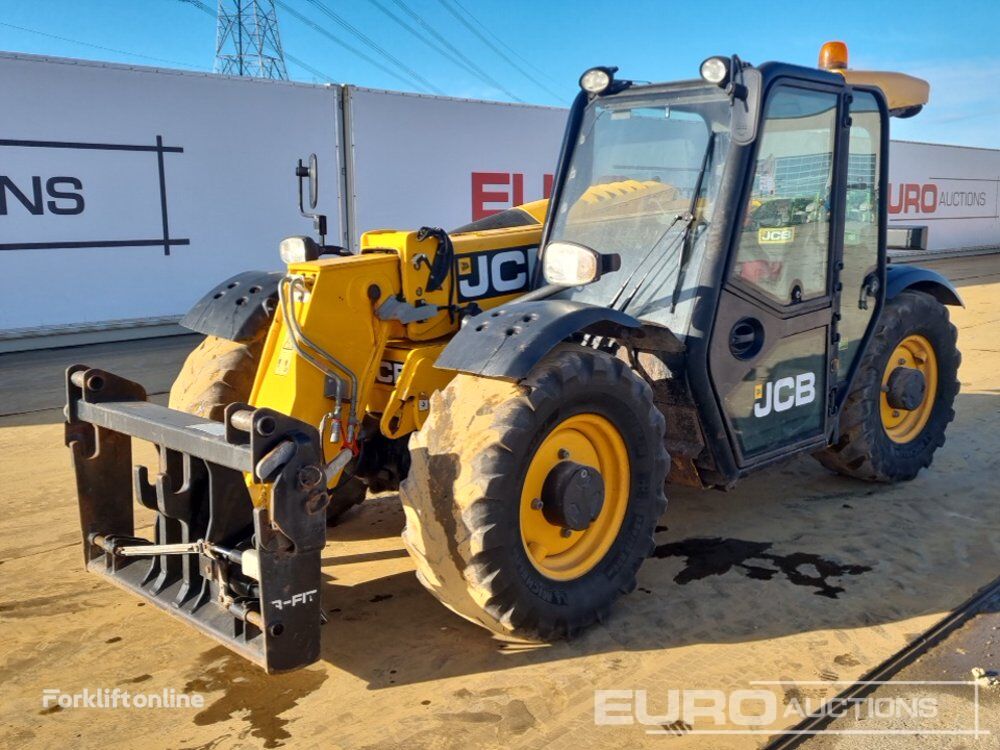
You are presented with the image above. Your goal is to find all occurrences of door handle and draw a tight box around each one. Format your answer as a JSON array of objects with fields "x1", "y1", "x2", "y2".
[{"x1": 859, "y1": 273, "x2": 880, "y2": 310}]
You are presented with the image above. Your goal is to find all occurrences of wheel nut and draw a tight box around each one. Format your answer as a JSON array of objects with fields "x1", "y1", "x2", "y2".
[
  {"x1": 558, "y1": 449, "x2": 570, "y2": 460},
  {"x1": 561, "y1": 528, "x2": 572, "y2": 538},
  {"x1": 530, "y1": 498, "x2": 543, "y2": 510},
  {"x1": 892, "y1": 410, "x2": 900, "y2": 418}
]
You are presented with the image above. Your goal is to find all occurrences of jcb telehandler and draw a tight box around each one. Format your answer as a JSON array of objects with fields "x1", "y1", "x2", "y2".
[{"x1": 65, "y1": 42, "x2": 962, "y2": 671}]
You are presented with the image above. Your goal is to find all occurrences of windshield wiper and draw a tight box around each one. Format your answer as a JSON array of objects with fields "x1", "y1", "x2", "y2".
[
  {"x1": 668, "y1": 132, "x2": 716, "y2": 313},
  {"x1": 616, "y1": 131, "x2": 716, "y2": 317},
  {"x1": 613, "y1": 214, "x2": 692, "y2": 314},
  {"x1": 608, "y1": 212, "x2": 689, "y2": 312}
]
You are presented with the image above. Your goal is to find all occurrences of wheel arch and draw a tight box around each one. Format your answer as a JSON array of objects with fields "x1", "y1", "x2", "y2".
[
  {"x1": 434, "y1": 299, "x2": 644, "y2": 381},
  {"x1": 179, "y1": 270, "x2": 282, "y2": 342},
  {"x1": 885, "y1": 264, "x2": 963, "y2": 307}
]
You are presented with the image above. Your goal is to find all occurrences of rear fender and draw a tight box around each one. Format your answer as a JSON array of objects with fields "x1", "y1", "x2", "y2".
[{"x1": 885, "y1": 264, "x2": 963, "y2": 307}]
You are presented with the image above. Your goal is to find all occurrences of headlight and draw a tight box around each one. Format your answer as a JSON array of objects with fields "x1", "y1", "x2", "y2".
[
  {"x1": 542, "y1": 241, "x2": 602, "y2": 286},
  {"x1": 700, "y1": 56, "x2": 731, "y2": 86},
  {"x1": 279, "y1": 236, "x2": 320, "y2": 265},
  {"x1": 579, "y1": 67, "x2": 615, "y2": 95}
]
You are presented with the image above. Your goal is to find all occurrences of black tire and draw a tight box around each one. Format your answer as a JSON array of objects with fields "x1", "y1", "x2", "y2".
[
  {"x1": 169, "y1": 335, "x2": 261, "y2": 422},
  {"x1": 400, "y1": 346, "x2": 668, "y2": 640},
  {"x1": 814, "y1": 290, "x2": 960, "y2": 482},
  {"x1": 170, "y1": 334, "x2": 366, "y2": 523}
]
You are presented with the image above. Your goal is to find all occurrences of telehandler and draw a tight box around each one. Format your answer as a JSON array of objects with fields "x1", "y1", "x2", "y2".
[{"x1": 65, "y1": 42, "x2": 961, "y2": 671}]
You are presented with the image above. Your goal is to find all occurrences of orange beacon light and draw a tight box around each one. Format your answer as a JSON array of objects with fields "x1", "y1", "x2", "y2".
[{"x1": 819, "y1": 41, "x2": 849, "y2": 70}]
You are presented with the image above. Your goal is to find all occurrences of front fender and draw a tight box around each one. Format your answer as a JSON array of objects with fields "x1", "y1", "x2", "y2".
[
  {"x1": 886, "y1": 264, "x2": 963, "y2": 307},
  {"x1": 435, "y1": 299, "x2": 642, "y2": 380},
  {"x1": 180, "y1": 270, "x2": 283, "y2": 342}
]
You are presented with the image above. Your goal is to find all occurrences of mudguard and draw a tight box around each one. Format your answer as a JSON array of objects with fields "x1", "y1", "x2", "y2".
[
  {"x1": 886, "y1": 263, "x2": 963, "y2": 307},
  {"x1": 435, "y1": 299, "x2": 642, "y2": 380},
  {"x1": 180, "y1": 270, "x2": 283, "y2": 342}
]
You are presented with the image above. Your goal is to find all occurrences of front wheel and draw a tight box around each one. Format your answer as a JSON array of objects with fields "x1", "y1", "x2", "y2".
[
  {"x1": 814, "y1": 290, "x2": 961, "y2": 482},
  {"x1": 400, "y1": 347, "x2": 668, "y2": 640}
]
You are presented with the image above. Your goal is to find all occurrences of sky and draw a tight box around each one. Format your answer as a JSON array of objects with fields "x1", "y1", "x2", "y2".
[{"x1": 1, "y1": 0, "x2": 998, "y2": 148}]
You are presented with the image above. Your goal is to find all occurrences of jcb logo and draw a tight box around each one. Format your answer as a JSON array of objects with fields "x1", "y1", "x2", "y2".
[
  {"x1": 457, "y1": 246, "x2": 532, "y2": 302},
  {"x1": 754, "y1": 372, "x2": 816, "y2": 417},
  {"x1": 376, "y1": 360, "x2": 405, "y2": 386},
  {"x1": 758, "y1": 226, "x2": 794, "y2": 244}
]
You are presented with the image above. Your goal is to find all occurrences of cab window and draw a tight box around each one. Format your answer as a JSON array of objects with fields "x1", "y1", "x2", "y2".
[
  {"x1": 733, "y1": 86, "x2": 839, "y2": 305},
  {"x1": 837, "y1": 90, "x2": 882, "y2": 379}
]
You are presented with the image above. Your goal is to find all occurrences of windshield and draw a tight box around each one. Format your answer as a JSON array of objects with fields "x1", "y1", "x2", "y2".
[{"x1": 547, "y1": 83, "x2": 732, "y2": 333}]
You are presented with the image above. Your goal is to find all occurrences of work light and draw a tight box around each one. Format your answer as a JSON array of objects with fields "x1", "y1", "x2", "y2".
[
  {"x1": 700, "y1": 56, "x2": 731, "y2": 86},
  {"x1": 579, "y1": 67, "x2": 615, "y2": 95},
  {"x1": 279, "y1": 235, "x2": 320, "y2": 265}
]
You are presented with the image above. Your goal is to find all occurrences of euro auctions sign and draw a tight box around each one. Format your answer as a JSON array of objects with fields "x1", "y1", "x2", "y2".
[
  {"x1": 889, "y1": 181, "x2": 993, "y2": 218},
  {"x1": 887, "y1": 141, "x2": 1000, "y2": 251}
]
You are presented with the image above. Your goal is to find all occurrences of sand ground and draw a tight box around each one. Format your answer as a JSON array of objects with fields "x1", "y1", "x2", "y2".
[{"x1": 1, "y1": 255, "x2": 997, "y2": 749}]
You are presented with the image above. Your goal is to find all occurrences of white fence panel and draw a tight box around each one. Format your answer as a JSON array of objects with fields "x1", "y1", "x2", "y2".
[{"x1": 0, "y1": 53, "x2": 344, "y2": 336}]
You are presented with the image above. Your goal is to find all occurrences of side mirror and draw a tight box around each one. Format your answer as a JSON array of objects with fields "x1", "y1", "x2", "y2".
[
  {"x1": 295, "y1": 154, "x2": 319, "y2": 210},
  {"x1": 542, "y1": 241, "x2": 620, "y2": 286},
  {"x1": 295, "y1": 154, "x2": 327, "y2": 243},
  {"x1": 307, "y1": 153, "x2": 319, "y2": 209}
]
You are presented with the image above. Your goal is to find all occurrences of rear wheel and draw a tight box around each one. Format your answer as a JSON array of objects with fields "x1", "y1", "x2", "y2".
[
  {"x1": 814, "y1": 290, "x2": 960, "y2": 482},
  {"x1": 170, "y1": 334, "x2": 365, "y2": 523},
  {"x1": 400, "y1": 347, "x2": 668, "y2": 640}
]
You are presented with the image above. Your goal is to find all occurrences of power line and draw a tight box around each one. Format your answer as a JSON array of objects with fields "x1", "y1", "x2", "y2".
[
  {"x1": 302, "y1": 0, "x2": 444, "y2": 94},
  {"x1": 374, "y1": 0, "x2": 524, "y2": 102},
  {"x1": 0, "y1": 20, "x2": 203, "y2": 69},
  {"x1": 436, "y1": 0, "x2": 567, "y2": 102},
  {"x1": 284, "y1": 51, "x2": 334, "y2": 82},
  {"x1": 449, "y1": 0, "x2": 565, "y2": 90},
  {"x1": 276, "y1": 1, "x2": 419, "y2": 89}
]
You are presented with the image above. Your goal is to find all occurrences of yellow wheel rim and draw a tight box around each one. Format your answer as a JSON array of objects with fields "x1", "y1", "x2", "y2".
[
  {"x1": 519, "y1": 413, "x2": 629, "y2": 581},
  {"x1": 880, "y1": 334, "x2": 938, "y2": 444}
]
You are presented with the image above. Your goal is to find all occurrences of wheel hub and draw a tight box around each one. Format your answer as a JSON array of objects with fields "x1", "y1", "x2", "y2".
[
  {"x1": 519, "y1": 413, "x2": 629, "y2": 581},
  {"x1": 880, "y1": 334, "x2": 938, "y2": 444},
  {"x1": 540, "y1": 460, "x2": 605, "y2": 531},
  {"x1": 885, "y1": 366, "x2": 926, "y2": 411}
]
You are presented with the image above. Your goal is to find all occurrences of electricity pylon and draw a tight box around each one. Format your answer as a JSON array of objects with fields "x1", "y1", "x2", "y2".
[{"x1": 215, "y1": 0, "x2": 288, "y2": 79}]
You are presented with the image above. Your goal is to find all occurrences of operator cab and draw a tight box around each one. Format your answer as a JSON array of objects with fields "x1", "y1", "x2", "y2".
[{"x1": 538, "y1": 43, "x2": 917, "y2": 480}]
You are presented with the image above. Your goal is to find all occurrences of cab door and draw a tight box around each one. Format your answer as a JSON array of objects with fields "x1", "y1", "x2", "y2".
[{"x1": 709, "y1": 82, "x2": 847, "y2": 468}]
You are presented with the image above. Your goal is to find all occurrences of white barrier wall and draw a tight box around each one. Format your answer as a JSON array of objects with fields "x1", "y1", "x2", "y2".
[
  {"x1": 343, "y1": 86, "x2": 565, "y2": 248},
  {"x1": 0, "y1": 52, "x2": 345, "y2": 338},
  {"x1": 2, "y1": 53, "x2": 998, "y2": 345}
]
